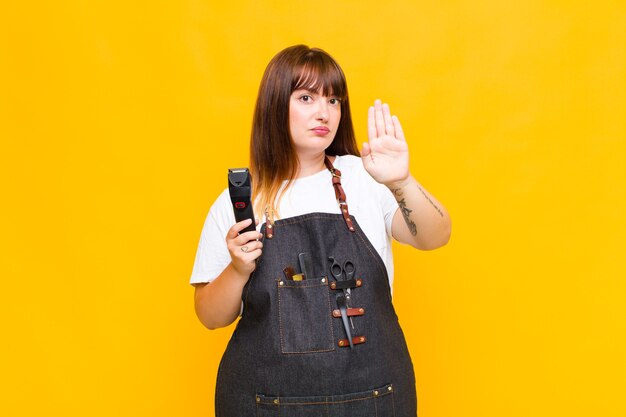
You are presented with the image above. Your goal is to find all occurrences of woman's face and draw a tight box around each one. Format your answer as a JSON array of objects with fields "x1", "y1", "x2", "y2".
[{"x1": 289, "y1": 88, "x2": 341, "y2": 157}]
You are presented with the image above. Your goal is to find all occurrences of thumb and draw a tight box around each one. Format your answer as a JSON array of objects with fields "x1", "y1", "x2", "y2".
[
  {"x1": 361, "y1": 142, "x2": 371, "y2": 157},
  {"x1": 361, "y1": 142, "x2": 373, "y2": 171}
]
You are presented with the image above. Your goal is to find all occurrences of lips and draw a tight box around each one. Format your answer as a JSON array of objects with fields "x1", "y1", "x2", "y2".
[{"x1": 311, "y1": 126, "x2": 330, "y2": 135}]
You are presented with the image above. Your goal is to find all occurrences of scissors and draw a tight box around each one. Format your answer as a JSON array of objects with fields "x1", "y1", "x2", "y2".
[
  {"x1": 329, "y1": 257, "x2": 356, "y2": 298},
  {"x1": 329, "y1": 257, "x2": 357, "y2": 347}
]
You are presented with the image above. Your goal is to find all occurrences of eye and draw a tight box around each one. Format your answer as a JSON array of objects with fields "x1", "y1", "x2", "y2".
[
  {"x1": 299, "y1": 95, "x2": 312, "y2": 103},
  {"x1": 329, "y1": 98, "x2": 341, "y2": 105}
]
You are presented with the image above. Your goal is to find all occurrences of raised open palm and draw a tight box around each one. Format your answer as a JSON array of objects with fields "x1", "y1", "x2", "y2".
[{"x1": 361, "y1": 100, "x2": 410, "y2": 186}]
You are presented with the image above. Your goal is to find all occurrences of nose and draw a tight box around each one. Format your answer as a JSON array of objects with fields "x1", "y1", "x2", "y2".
[{"x1": 315, "y1": 101, "x2": 329, "y2": 123}]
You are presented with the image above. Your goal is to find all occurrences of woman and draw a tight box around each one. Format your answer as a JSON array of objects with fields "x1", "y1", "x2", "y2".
[{"x1": 191, "y1": 45, "x2": 450, "y2": 417}]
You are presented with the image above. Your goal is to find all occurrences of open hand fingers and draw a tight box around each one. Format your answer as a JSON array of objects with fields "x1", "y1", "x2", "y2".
[
  {"x1": 367, "y1": 106, "x2": 376, "y2": 142},
  {"x1": 226, "y1": 220, "x2": 263, "y2": 274},
  {"x1": 226, "y1": 219, "x2": 263, "y2": 251},
  {"x1": 374, "y1": 99, "x2": 385, "y2": 137},
  {"x1": 231, "y1": 238, "x2": 263, "y2": 256},
  {"x1": 371, "y1": 99, "x2": 398, "y2": 139},
  {"x1": 231, "y1": 229, "x2": 262, "y2": 246},
  {"x1": 392, "y1": 115, "x2": 405, "y2": 141},
  {"x1": 382, "y1": 103, "x2": 395, "y2": 138},
  {"x1": 226, "y1": 218, "x2": 256, "y2": 239}
]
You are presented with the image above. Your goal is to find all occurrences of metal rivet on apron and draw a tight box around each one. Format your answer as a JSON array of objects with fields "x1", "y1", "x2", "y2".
[
  {"x1": 374, "y1": 390, "x2": 379, "y2": 396},
  {"x1": 338, "y1": 340, "x2": 345, "y2": 347},
  {"x1": 343, "y1": 209, "x2": 347, "y2": 213},
  {"x1": 359, "y1": 308, "x2": 364, "y2": 313},
  {"x1": 256, "y1": 396, "x2": 260, "y2": 402},
  {"x1": 321, "y1": 278, "x2": 326, "y2": 283},
  {"x1": 273, "y1": 399, "x2": 279, "y2": 405},
  {"x1": 388, "y1": 385, "x2": 393, "y2": 391},
  {"x1": 268, "y1": 224, "x2": 273, "y2": 229},
  {"x1": 279, "y1": 281, "x2": 284, "y2": 286},
  {"x1": 359, "y1": 337, "x2": 365, "y2": 342},
  {"x1": 349, "y1": 227, "x2": 355, "y2": 231}
]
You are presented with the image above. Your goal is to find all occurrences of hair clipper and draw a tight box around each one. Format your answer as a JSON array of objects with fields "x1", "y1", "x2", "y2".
[{"x1": 228, "y1": 168, "x2": 256, "y2": 234}]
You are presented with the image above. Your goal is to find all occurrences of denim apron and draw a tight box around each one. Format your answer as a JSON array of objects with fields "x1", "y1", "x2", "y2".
[{"x1": 215, "y1": 160, "x2": 417, "y2": 417}]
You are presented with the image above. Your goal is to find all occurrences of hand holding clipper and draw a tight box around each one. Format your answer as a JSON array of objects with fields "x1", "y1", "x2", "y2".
[
  {"x1": 228, "y1": 168, "x2": 256, "y2": 234},
  {"x1": 226, "y1": 168, "x2": 262, "y2": 277}
]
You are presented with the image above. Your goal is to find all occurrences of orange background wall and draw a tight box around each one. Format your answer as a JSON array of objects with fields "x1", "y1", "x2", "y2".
[{"x1": 1, "y1": 1, "x2": 625, "y2": 416}]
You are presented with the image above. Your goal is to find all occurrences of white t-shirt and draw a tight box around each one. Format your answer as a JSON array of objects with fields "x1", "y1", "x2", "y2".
[{"x1": 190, "y1": 155, "x2": 400, "y2": 290}]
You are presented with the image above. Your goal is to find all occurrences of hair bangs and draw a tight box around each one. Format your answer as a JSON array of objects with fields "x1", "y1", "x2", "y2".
[{"x1": 292, "y1": 52, "x2": 347, "y2": 99}]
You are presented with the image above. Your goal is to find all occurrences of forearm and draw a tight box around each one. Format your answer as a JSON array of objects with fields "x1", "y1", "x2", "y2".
[
  {"x1": 193, "y1": 263, "x2": 249, "y2": 330},
  {"x1": 388, "y1": 175, "x2": 451, "y2": 250}
]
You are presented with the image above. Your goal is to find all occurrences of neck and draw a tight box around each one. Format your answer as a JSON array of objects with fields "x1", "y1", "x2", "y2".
[{"x1": 296, "y1": 152, "x2": 333, "y2": 178}]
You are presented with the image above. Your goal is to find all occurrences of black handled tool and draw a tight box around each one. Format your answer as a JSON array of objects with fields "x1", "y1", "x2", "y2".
[
  {"x1": 336, "y1": 293, "x2": 353, "y2": 349},
  {"x1": 228, "y1": 168, "x2": 256, "y2": 234},
  {"x1": 298, "y1": 252, "x2": 313, "y2": 280}
]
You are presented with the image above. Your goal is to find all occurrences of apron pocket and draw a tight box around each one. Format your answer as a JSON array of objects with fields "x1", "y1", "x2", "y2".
[
  {"x1": 256, "y1": 383, "x2": 395, "y2": 417},
  {"x1": 277, "y1": 277, "x2": 334, "y2": 354}
]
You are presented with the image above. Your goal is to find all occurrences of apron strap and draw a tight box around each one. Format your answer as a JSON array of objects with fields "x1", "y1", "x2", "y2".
[
  {"x1": 263, "y1": 156, "x2": 356, "y2": 238},
  {"x1": 324, "y1": 156, "x2": 356, "y2": 232}
]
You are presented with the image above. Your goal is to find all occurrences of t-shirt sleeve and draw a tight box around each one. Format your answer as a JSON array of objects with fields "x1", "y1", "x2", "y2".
[
  {"x1": 379, "y1": 183, "x2": 399, "y2": 238},
  {"x1": 190, "y1": 189, "x2": 234, "y2": 285}
]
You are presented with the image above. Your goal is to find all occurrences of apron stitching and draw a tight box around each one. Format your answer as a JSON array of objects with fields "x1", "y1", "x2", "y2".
[
  {"x1": 269, "y1": 212, "x2": 344, "y2": 225},
  {"x1": 281, "y1": 348, "x2": 335, "y2": 354},
  {"x1": 325, "y1": 278, "x2": 336, "y2": 347},
  {"x1": 277, "y1": 279, "x2": 285, "y2": 353},
  {"x1": 257, "y1": 391, "x2": 392, "y2": 406},
  {"x1": 375, "y1": 394, "x2": 379, "y2": 417}
]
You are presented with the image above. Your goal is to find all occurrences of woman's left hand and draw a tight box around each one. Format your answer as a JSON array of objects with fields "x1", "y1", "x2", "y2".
[{"x1": 361, "y1": 99, "x2": 410, "y2": 187}]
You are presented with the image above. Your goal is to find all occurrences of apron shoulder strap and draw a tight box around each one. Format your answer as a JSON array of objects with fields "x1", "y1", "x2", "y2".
[{"x1": 325, "y1": 156, "x2": 356, "y2": 232}]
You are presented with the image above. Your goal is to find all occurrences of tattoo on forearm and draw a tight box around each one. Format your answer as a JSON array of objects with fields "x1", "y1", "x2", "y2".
[
  {"x1": 417, "y1": 186, "x2": 444, "y2": 217},
  {"x1": 397, "y1": 198, "x2": 418, "y2": 236},
  {"x1": 391, "y1": 186, "x2": 443, "y2": 217}
]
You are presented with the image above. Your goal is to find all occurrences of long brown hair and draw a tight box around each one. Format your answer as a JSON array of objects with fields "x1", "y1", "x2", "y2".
[{"x1": 250, "y1": 45, "x2": 359, "y2": 218}]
